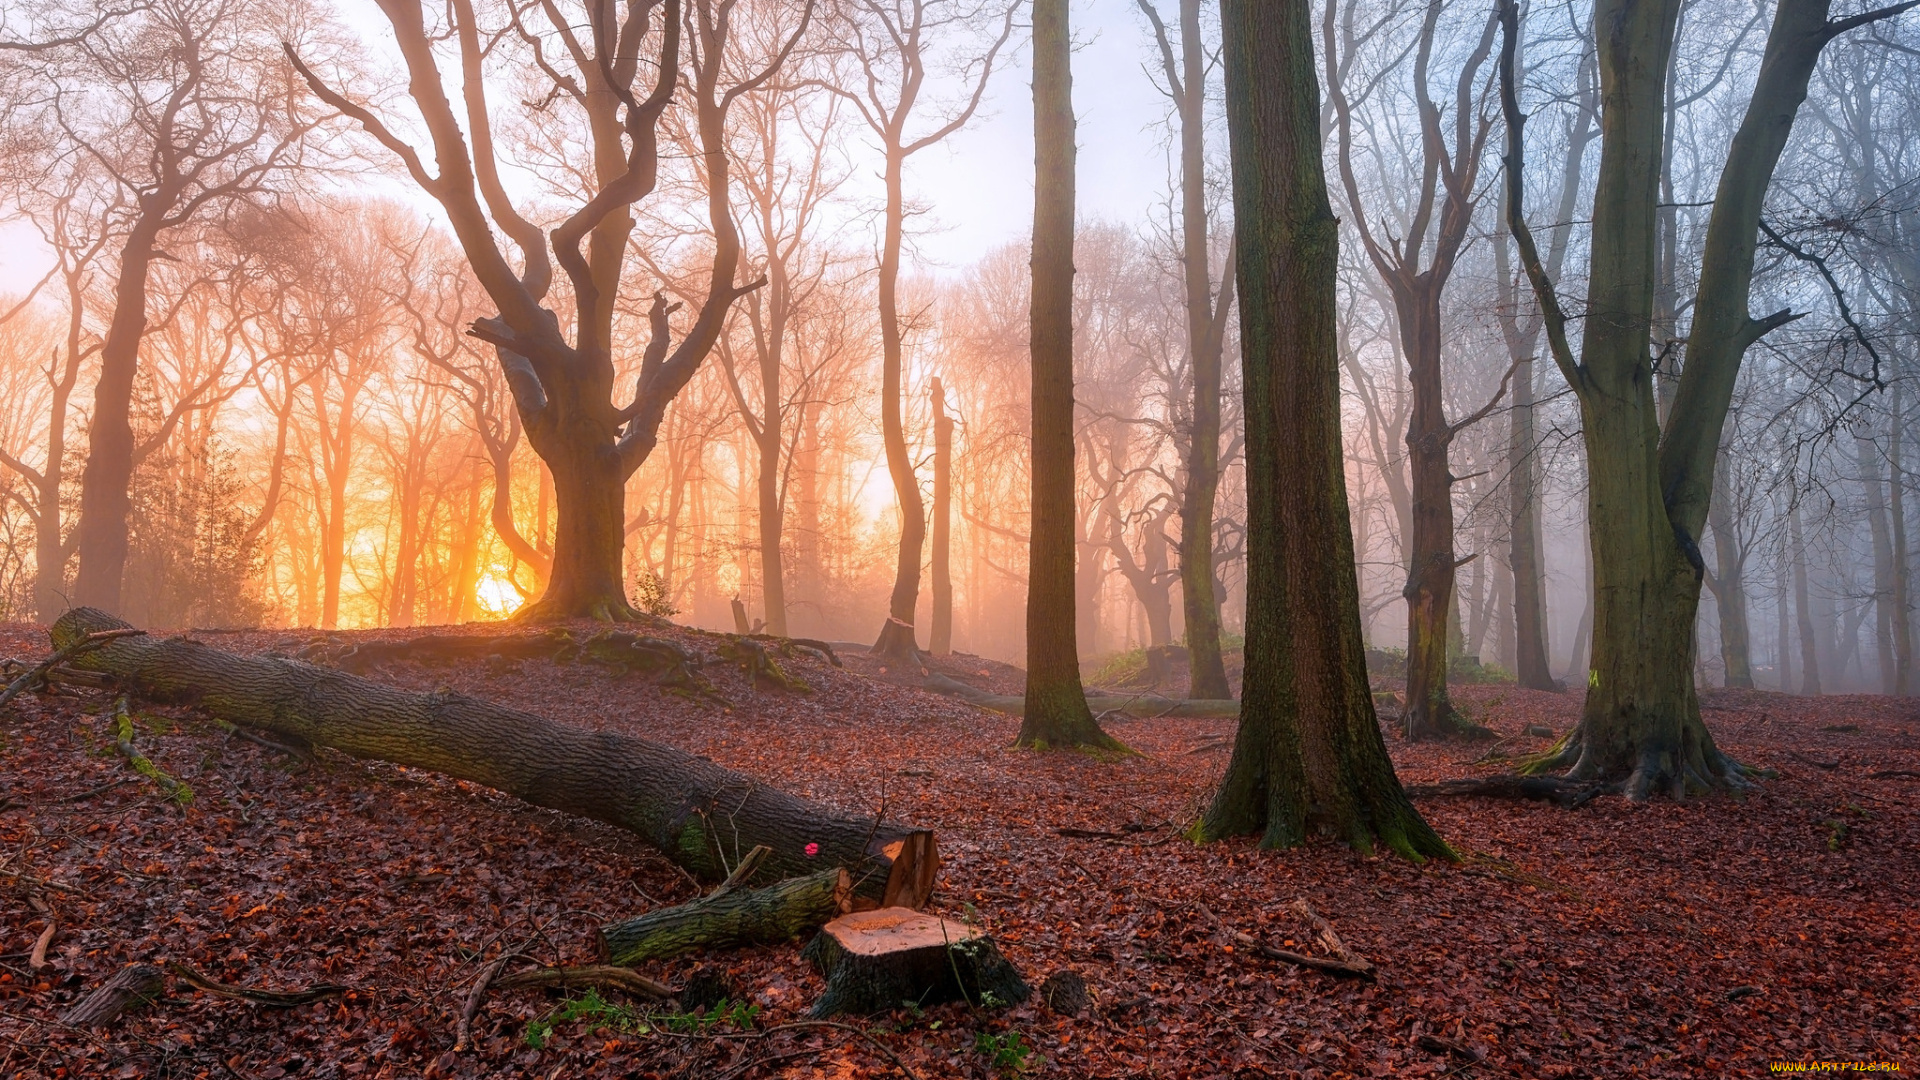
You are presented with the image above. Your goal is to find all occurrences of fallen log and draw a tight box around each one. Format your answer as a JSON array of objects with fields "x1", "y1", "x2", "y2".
[
  {"x1": 602, "y1": 864, "x2": 851, "y2": 965},
  {"x1": 801, "y1": 907, "x2": 1029, "y2": 1017},
  {"x1": 920, "y1": 673, "x2": 1237, "y2": 718},
  {"x1": 52, "y1": 609, "x2": 936, "y2": 907}
]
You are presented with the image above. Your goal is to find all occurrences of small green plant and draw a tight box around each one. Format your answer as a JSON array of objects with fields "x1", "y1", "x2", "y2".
[
  {"x1": 661, "y1": 998, "x2": 759, "y2": 1034},
  {"x1": 976, "y1": 1029, "x2": 1034, "y2": 1073},
  {"x1": 524, "y1": 989, "x2": 648, "y2": 1048},
  {"x1": 630, "y1": 570, "x2": 680, "y2": 619}
]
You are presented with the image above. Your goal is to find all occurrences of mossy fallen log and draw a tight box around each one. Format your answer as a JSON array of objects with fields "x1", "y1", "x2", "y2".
[
  {"x1": 602, "y1": 865, "x2": 850, "y2": 965},
  {"x1": 52, "y1": 609, "x2": 936, "y2": 906}
]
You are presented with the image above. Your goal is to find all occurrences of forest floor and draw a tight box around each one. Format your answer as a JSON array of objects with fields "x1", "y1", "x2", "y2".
[{"x1": 0, "y1": 619, "x2": 1914, "y2": 1079}]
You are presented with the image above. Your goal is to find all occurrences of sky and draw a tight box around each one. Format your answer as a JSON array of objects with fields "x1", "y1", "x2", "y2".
[{"x1": 0, "y1": 0, "x2": 1183, "y2": 297}]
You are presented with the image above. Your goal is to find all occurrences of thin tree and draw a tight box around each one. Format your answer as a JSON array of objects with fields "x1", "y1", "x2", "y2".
[
  {"x1": 1198, "y1": 0, "x2": 1445, "y2": 857},
  {"x1": 1138, "y1": 0, "x2": 1236, "y2": 699},
  {"x1": 1017, "y1": 0, "x2": 1115, "y2": 750},
  {"x1": 1325, "y1": 0, "x2": 1511, "y2": 740},
  {"x1": 819, "y1": 0, "x2": 1015, "y2": 662}
]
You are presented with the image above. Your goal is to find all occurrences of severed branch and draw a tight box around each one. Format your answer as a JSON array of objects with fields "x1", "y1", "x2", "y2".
[
  {"x1": 0, "y1": 628, "x2": 144, "y2": 710},
  {"x1": 1194, "y1": 903, "x2": 1376, "y2": 980},
  {"x1": 168, "y1": 962, "x2": 347, "y2": 1007}
]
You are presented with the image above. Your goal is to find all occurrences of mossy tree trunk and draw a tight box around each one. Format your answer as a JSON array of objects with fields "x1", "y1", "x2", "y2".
[
  {"x1": 1500, "y1": 0, "x2": 1909, "y2": 796},
  {"x1": 1018, "y1": 0, "x2": 1116, "y2": 751},
  {"x1": 1198, "y1": 0, "x2": 1447, "y2": 860}
]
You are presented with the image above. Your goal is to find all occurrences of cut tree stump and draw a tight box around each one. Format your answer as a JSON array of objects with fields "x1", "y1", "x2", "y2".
[
  {"x1": 60, "y1": 964, "x2": 164, "y2": 1027},
  {"x1": 602, "y1": 865, "x2": 851, "y2": 965},
  {"x1": 802, "y1": 907, "x2": 1029, "y2": 1017},
  {"x1": 51, "y1": 609, "x2": 936, "y2": 906}
]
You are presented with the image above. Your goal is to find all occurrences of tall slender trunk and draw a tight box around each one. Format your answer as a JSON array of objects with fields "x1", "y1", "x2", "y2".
[
  {"x1": 1857, "y1": 433, "x2": 1898, "y2": 693},
  {"x1": 1018, "y1": 0, "x2": 1111, "y2": 750},
  {"x1": 1200, "y1": 0, "x2": 1444, "y2": 859},
  {"x1": 755, "y1": 325, "x2": 788, "y2": 635},
  {"x1": 1155, "y1": 0, "x2": 1231, "y2": 700},
  {"x1": 73, "y1": 216, "x2": 164, "y2": 612},
  {"x1": 1887, "y1": 382, "x2": 1913, "y2": 694},
  {"x1": 1776, "y1": 562, "x2": 1793, "y2": 691},
  {"x1": 929, "y1": 377, "x2": 952, "y2": 655},
  {"x1": 32, "y1": 280, "x2": 88, "y2": 622},
  {"x1": 1788, "y1": 501, "x2": 1823, "y2": 695},
  {"x1": 872, "y1": 145, "x2": 925, "y2": 661},
  {"x1": 1707, "y1": 458, "x2": 1754, "y2": 688}
]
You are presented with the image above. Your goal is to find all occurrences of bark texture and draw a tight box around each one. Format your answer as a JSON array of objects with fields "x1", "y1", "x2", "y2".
[
  {"x1": 601, "y1": 866, "x2": 850, "y2": 965},
  {"x1": 1198, "y1": 0, "x2": 1447, "y2": 859},
  {"x1": 52, "y1": 609, "x2": 936, "y2": 905},
  {"x1": 1018, "y1": 0, "x2": 1115, "y2": 751},
  {"x1": 802, "y1": 908, "x2": 1029, "y2": 1017}
]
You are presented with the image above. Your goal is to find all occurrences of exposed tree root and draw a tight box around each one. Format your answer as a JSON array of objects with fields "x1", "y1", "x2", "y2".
[
  {"x1": 1401, "y1": 700, "x2": 1499, "y2": 743},
  {"x1": 920, "y1": 672, "x2": 1237, "y2": 718},
  {"x1": 1405, "y1": 775, "x2": 1610, "y2": 808},
  {"x1": 717, "y1": 638, "x2": 812, "y2": 693},
  {"x1": 167, "y1": 962, "x2": 347, "y2": 1006},
  {"x1": 1517, "y1": 722, "x2": 1767, "y2": 801}
]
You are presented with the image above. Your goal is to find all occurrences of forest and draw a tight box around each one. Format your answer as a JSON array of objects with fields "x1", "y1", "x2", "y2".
[{"x1": 0, "y1": 0, "x2": 1914, "y2": 1076}]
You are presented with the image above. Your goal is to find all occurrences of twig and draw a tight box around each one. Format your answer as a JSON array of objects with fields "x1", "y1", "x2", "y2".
[
  {"x1": 167, "y1": 962, "x2": 347, "y2": 1007},
  {"x1": 1786, "y1": 751, "x2": 1840, "y2": 771},
  {"x1": 455, "y1": 952, "x2": 518, "y2": 1053},
  {"x1": 56, "y1": 778, "x2": 136, "y2": 804},
  {"x1": 1193, "y1": 903, "x2": 1375, "y2": 980},
  {"x1": 713, "y1": 844, "x2": 771, "y2": 896},
  {"x1": 28, "y1": 896, "x2": 54, "y2": 970},
  {"x1": 489, "y1": 964, "x2": 671, "y2": 998},
  {"x1": 759, "y1": 1021, "x2": 922, "y2": 1080},
  {"x1": 1286, "y1": 899, "x2": 1372, "y2": 972},
  {"x1": 104, "y1": 697, "x2": 192, "y2": 807},
  {"x1": 0, "y1": 629, "x2": 143, "y2": 710}
]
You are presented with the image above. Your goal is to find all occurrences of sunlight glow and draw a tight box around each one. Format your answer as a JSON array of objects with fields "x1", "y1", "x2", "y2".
[{"x1": 475, "y1": 574, "x2": 525, "y2": 619}]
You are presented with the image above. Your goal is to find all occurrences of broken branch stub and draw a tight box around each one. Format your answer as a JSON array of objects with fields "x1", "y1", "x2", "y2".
[{"x1": 50, "y1": 609, "x2": 936, "y2": 906}]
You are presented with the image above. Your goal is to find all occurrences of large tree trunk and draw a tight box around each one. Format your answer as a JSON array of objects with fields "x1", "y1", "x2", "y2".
[
  {"x1": 1505, "y1": 353, "x2": 1555, "y2": 689},
  {"x1": 1199, "y1": 0, "x2": 1446, "y2": 860},
  {"x1": 1859, "y1": 434, "x2": 1898, "y2": 693},
  {"x1": 929, "y1": 377, "x2": 953, "y2": 655},
  {"x1": 517, "y1": 412, "x2": 634, "y2": 623},
  {"x1": 52, "y1": 608, "x2": 937, "y2": 905},
  {"x1": 72, "y1": 219, "x2": 162, "y2": 612},
  {"x1": 1018, "y1": 0, "x2": 1114, "y2": 752}
]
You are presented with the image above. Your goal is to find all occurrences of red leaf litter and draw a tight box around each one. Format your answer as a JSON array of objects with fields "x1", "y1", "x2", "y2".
[{"x1": 0, "y1": 620, "x2": 1914, "y2": 1078}]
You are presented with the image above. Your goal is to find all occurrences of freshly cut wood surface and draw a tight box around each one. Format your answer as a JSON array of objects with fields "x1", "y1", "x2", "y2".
[{"x1": 814, "y1": 907, "x2": 981, "y2": 956}]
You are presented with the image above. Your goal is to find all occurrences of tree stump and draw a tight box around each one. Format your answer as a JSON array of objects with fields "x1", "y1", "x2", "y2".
[
  {"x1": 802, "y1": 908, "x2": 1029, "y2": 1017},
  {"x1": 60, "y1": 964, "x2": 164, "y2": 1027}
]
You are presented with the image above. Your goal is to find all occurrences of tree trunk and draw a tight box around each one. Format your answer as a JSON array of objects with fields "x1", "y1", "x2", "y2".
[
  {"x1": 52, "y1": 608, "x2": 938, "y2": 905},
  {"x1": 1707, "y1": 461, "x2": 1754, "y2": 688},
  {"x1": 1506, "y1": 354, "x2": 1555, "y2": 689},
  {"x1": 1890, "y1": 386, "x2": 1914, "y2": 694},
  {"x1": 72, "y1": 217, "x2": 163, "y2": 613},
  {"x1": 1166, "y1": 0, "x2": 1231, "y2": 702},
  {"x1": 871, "y1": 146, "x2": 925, "y2": 664},
  {"x1": 929, "y1": 377, "x2": 953, "y2": 655},
  {"x1": 1789, "y1": 501, "x2": 1823, "y2": 695},
  {"x1": 1400, "y1": 284, "x2": 1480, "y2": 740},
  {"x1": 1018, "y1": 0, "x2": 1114, "y2": 752},
  {"x1": 518, "y1": 414, "x2": 633, "y2": 623},
  {"x1": 1199, "y1": 0, "x2": 1446, "y2": 860},
  {"x1": 1856, "y1": 433, "x2": 1898, "y2": 693}
]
